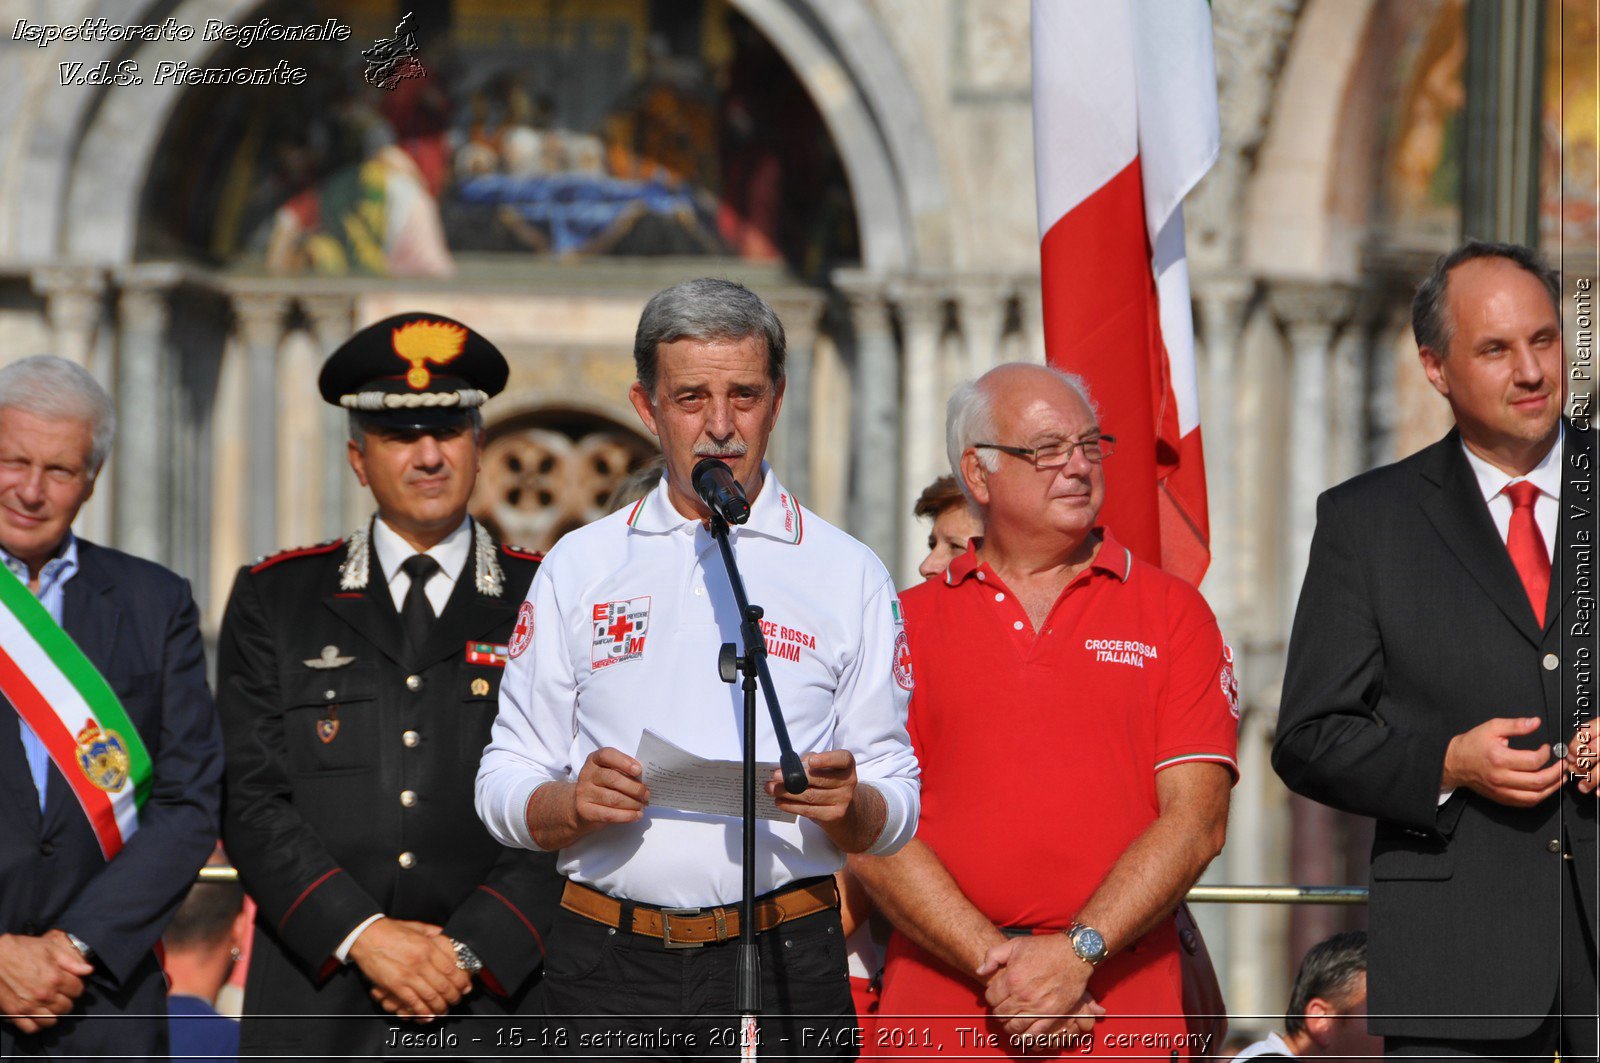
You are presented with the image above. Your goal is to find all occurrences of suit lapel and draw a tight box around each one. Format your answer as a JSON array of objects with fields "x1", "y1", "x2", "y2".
[
  {"x1": 324, "y1": 586, "x2": 406, "y2": 669},
  {"x1": 0, "y1": 716, "x2": 43, "y2": 830},
  {"x1": 1418, "y1": 434, "x2": 1544, "y2": 646}
]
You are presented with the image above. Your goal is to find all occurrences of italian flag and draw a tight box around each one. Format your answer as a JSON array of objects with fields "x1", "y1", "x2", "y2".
[
  {"x1": 0, "y1": 564, "x2": 150, "y2": 859},
  {"x1": 1032, "y1": 0, "x2": 1219, "y2": 585}
]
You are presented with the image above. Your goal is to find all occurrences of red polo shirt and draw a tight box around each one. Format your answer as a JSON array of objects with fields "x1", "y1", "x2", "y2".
[{"x1": 872, "y1": 530, "x2": 1238, "y2": 1059}]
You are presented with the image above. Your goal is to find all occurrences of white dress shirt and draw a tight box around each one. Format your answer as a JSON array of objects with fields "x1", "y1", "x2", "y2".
[
  {"x1": 1460, "y1": 422, "x2": 1562, "y2": 564},
  {"x1": 371, "y1": 514, "x2": 472, "y2": 615},
  {"x1": 476, "y1": 465, "x2": 921, "y2": 907}
]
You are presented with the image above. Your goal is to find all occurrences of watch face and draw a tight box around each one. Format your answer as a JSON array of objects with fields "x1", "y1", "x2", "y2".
[{"x1": 1074, "y1": 927, "x2": 1106, "y2": 960}]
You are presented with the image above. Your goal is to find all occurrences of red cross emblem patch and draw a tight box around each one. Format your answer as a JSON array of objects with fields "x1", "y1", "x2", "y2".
[{"x1": 591, "y1": 597, "x2": 652, "y2": 670}]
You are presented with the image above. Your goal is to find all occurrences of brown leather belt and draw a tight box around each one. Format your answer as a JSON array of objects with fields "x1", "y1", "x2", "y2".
[{"x1": 560, "y1": 877, "x2": 839, "y2": 948}]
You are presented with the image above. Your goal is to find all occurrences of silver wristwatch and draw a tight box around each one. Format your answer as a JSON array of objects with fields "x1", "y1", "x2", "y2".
[
  {"x1": 451, "y1": 938, "x2": 483, "y2": 974},
  {"x1": 1064, "y1": 921, "x2": 1108, "y2": 967}
]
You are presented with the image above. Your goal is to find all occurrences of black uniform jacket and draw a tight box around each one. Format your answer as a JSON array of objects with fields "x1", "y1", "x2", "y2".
[
  {"x1": 0, "y1": 539, "x2": 222, "y2": 1059},
  {"x1": 1273, "y1": 423, "x2": 1596, "y2": 1040},
  {"x1": 217, "y1": 523, "x2": 562, "y2": 1055}
]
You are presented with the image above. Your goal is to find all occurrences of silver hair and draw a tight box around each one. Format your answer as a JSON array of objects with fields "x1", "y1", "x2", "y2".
[
  {"x1": 0, "y1": 356, "x2": 116, "y2": 479},
  {"x1": 347, "y1": 409, "x2": 485, "y2": 452},
  {"x1": 944, "y1": 363, "x2": 1098, "y2": 507},
  {"x1": 633, "y1": 278, "x2": 786, "y2": 395}
]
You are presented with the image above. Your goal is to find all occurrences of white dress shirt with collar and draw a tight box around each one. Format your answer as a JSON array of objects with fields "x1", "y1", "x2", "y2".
[
  {"x1": 370, "y1": 514, "x2": 472, "y2": 615},
  {"x1": 476, "y1": 465, "x2": 920, "y2": 907},
  {"x1": 1460, "y1": 422, "x2": 1562, "y2": 562}
]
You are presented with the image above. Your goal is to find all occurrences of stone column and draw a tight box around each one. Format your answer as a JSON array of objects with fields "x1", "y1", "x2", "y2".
[
  {"x1": 1015, "y1": 279, "x2": 1047, "y2": 365},
  {"x1": 767, "y1": 292, "x2": 825, "y2": 504},
  {"x1": 1269, "y1": 282, "x2": 1354, "y2": 635},
  {"x1": 32, "y1": 266, "x2": 105, "y2": 368},
  {"x1": 954, "y1": 279, "x2": 1009, "y2": 379},
  {"x1": 1328, "y1": 294, "x2": 1378, "y2": 485},
  {"x1": 299, "y1": 295, "x2": 356, "y2": 539},
  {"x1": 892, "y1": 281, "x2": 947, "y2": 584},
  {"x1": 232, "y1": 294, "x2": 289, "y2": 560},
  {"x1": 835, "y1": 272, "x2": 900, "y2": 568},
  {"x1": 114, "y1": 278, "x2": 172, "y2": 564},
  {"x1": 1193, "y1": 275, "x2": 1255, "y2": 637},
  {"x1": 1269, "y1": 281, "x2": 1357, "y2": 974}
]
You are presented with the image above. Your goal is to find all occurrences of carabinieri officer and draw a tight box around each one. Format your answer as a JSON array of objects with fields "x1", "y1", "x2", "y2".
[
  {"x1": 476, "y1": 278, "x2": 921, "y2": 1057},
  {"x1": 217, "y1": 313, "x2": 563, "y2": 1056}
]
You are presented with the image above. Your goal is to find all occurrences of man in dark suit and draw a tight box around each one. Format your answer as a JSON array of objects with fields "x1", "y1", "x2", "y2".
[
  {"x1": 217, "y1": 314, "x2": 563, "y2": 1056},
  {"x1": 1274, "y1": 241, "x2": 1596, "y2": 1059},
  {"x1": 0, "y1": 354, "x2": 222, "y2": 1059}
]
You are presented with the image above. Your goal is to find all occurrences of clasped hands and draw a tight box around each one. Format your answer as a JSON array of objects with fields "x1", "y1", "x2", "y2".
[
  {"x1": 348, "y1": 918, "x2": 471, "y2": 1023},
  {"x1": 0, "y1": 930, "x2": 95, "y2": 1033},
  {"x1": 1444, "y1": 717, "x2": 1599, "y2": 807},
  {"x1": 975, "y1": 933, "x2": 1107, "y2": 1052}
]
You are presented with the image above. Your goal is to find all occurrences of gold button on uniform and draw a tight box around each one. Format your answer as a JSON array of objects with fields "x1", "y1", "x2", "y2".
[
  {"x1": 400, "y1": 790, "x2": 417, "y2": 808},
  {"x1": 1543, "y1": 653, "x2": 1559, "y2": 671},
  {"x1": 471, "y1": 677, "x2": 490, "y2": 696},
  {"x1": 402, "y1": 730, "x2": 420, "y2": 748},
  {"x1": 398, "y1": 851, "x2": 416, "y2": 869},
  {"x1": 1548, "y1": 839, "x2": 1562, "y2": 853},
  {"x1": 406, "y1": 675, "x2": 423, "y2": 691}
]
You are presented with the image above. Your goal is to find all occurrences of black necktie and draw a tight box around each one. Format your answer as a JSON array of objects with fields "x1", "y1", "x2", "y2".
[{"x1": 400, "y1": 554, "x2": 441, "y2": 655}]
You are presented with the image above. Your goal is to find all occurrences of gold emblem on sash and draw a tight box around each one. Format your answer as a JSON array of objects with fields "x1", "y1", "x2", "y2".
[{"x1": 75, "y1": 719, "x2": 130, "y2": 793}]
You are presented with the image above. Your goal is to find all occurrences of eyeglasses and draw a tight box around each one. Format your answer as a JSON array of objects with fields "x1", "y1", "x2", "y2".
[{"x1": 973, "y1": 434, "x2": 1116, "y2": 469}]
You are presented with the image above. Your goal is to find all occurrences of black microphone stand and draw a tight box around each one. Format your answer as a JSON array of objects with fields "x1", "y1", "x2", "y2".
[{"x1": 707, "y1": 511, "x2": 808, "y2": 1056}]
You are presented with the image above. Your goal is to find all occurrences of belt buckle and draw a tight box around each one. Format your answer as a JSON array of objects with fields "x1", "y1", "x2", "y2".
[{"x1": 659, "y1": 907, "x2": 704, "y2": 949}]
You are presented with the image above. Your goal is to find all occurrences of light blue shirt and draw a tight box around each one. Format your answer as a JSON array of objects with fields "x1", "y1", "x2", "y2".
[{"x1": 1, "y1": 534, "x2": 79, "y2": 811}]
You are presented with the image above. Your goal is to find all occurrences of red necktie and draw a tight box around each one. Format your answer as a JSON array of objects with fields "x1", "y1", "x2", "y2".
[{"x1": 1503, "y1": 481, "x2": 1549, "y2": 626}]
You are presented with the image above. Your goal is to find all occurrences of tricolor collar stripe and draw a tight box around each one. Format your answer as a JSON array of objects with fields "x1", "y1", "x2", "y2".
[
  {"x1": 0, "y1": 643, "x2": 126, "y2": 858},
  {"x1": 625, "y1": 497, "x2": 647, "y2": 528},
  {"x1": 1154, "y1": 752, "x2": 1237, "y2": 772},
  {"x1": 0, "y1": 568, "x2": 152, "y2": 800}
]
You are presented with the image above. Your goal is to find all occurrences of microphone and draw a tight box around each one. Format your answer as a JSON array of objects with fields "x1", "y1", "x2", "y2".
[{"x1": 691, "y1": 457, "x2": 752, "y2": 525}]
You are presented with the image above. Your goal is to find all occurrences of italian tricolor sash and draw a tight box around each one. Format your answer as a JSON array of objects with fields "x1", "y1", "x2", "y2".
[{"x1": 0, "y1": 562, "x2": 150, "y2": 858}]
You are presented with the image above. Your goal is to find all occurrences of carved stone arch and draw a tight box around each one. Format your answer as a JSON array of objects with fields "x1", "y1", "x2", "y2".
[{"x1": 30, "y1": 0, "x2": 948, "y2": 272}]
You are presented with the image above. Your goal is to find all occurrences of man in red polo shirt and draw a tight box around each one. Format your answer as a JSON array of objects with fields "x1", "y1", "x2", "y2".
[{"x1": 852, "y1": 363, "x2": 1238, "y2": 1060}]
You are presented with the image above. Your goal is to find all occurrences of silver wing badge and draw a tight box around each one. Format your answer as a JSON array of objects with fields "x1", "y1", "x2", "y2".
[{"x1": 303, "y1": 645, "x2": 356, "y2": 670}]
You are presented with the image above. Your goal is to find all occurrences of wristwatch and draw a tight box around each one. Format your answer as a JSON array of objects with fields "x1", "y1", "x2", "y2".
[
  {"x1": 1063, "y1": 922, "x2": 1108, "y2": 968},
  {"x1": 451, "y1": 938, "x2": 483, "y2": 975}
]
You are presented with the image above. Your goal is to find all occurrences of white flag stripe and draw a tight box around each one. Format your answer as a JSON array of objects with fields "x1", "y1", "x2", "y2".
[
  {"x1": 1031, "y1": 1, "x2": 1138, "y2": 235},
  {"x1": 1154, "y1": 210, "x2": 1202, "y2": 434},
  {"x1": 1131, "y1": 0, "x2": 1221, "y2": 238}
]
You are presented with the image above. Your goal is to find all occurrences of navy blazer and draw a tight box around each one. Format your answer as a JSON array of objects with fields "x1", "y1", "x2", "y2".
[{"x1": 0, "y1": 538, "x2": 222, "y2": 1056}]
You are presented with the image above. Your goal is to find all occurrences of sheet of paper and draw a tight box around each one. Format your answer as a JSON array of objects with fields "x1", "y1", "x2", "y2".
[{"x1": 635, "y1": 729, "x2": 797, "y2": 823}]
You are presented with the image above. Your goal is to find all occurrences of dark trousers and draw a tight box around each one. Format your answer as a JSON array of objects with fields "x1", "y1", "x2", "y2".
[
  {"x1": 1387, "y1": 859, "x2": 1598, "y2": 1062},
  {"x1": 542, "y1": 903, "x2": 859, "y2": 1060}
]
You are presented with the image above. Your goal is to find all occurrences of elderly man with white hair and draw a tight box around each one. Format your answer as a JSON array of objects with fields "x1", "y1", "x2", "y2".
[
  {"x1": 0, "y1": 355, "x2": 222, "y2": 1060},
  {"x1": 851, "y1": 362, "x2": 1237, "y2": 1059}
]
